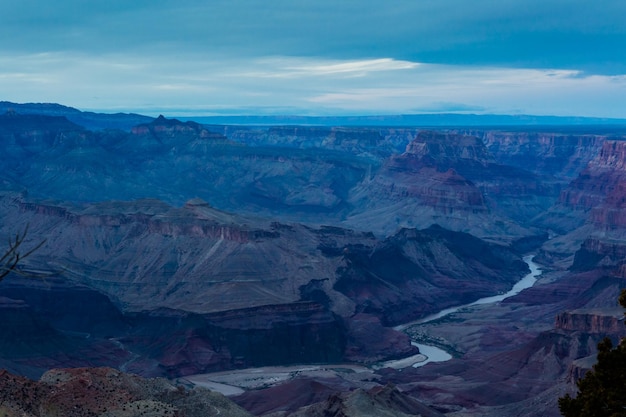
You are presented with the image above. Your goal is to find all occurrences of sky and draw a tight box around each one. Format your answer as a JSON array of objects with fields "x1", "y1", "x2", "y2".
[{"x1": 1, "y1": 0, "x2": 626, "y2": 118}]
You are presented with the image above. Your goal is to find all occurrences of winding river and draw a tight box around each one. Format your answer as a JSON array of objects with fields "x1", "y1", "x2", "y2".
[
  {"x1": 184, "y1": 255, "x2": 544, "y2": 393},
  {"x1": 389, "y1": 254, "x2": 543, "y2": 368}
]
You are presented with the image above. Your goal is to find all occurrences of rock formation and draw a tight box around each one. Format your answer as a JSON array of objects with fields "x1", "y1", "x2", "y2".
[
  {"x1": 3, "y1": 104, "x2": 626, "y2": 416},
  {"x1": 287, "y1": 384, "x2": 446, "y2": 417},
  {"x1": 0, "y1": 191, "x2": 528, "y2": 377},
  {"x1": 555, "y1": 308, "x2": 626, "y2": 335},
  {"x1": 478, "y1": 130, "x2": 605, "y2": 179},
  {"x1": 345, "y1": 130, "x2": 552, "y2": 241},
  {"x1": 538, "y1": 139, "x2": 626, "y2": 268},
  {"x1": 0, "y1": 367, "x2": 252, "y2": 417}
]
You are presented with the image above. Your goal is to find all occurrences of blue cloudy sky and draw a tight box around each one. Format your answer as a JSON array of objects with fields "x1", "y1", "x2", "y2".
[{"x1": 1, "y1": 1, "x2": 625, "y2": 117}]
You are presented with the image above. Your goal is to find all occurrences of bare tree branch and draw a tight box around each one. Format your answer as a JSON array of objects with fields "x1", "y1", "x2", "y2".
[{"x1": 0, "y1": 225, "x2": 47, "y2": 282}]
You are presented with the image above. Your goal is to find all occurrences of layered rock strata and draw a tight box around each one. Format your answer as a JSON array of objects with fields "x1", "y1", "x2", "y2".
[{"x1": 0, "y1": 193, "x2": 527, "y2": 376}]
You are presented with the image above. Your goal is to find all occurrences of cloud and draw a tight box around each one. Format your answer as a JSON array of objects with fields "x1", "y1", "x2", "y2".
[
  {"x1": 237, "y1": 58, "x2": 420, "y2": 79},
  {"x1": 1, "y1": 1, "x2": 625, "y2": 117},
  {"x1": 0, "y1": 52, "x2": 624, "y2": 118},
  {"x1": 282, "y1": 58, "x2": 419, "y2": 77},
  {"x1": 2, "y1": 1, "x2": 625, "y2": 72},
  {"x1": 411, "y1": 103, "x2": 487, "y2": 113}
]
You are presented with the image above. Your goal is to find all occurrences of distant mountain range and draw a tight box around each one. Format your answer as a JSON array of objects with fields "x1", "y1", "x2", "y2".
[
  {"x1": 2, "y1": 101, "x2": 626, "y2": 130},
  {"x1": 183, "y1": 113, "x2": 626, "y2": 129},
  {"x1": 0, "y1": 101, "x2": 153, "y2": 131}
]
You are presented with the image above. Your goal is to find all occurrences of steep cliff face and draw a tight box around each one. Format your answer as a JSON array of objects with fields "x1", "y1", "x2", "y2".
[
  {"x1": 0, "y1": 114, "x2": 375, "y2": 222},
  {"x1": 570, "y1": 238, "x2": 626, "y2": 277},
  {"x1": 1, "y1": 115, "x2": 591, "y2": 242},
  {"x1": 4, "y1": 195, "x2": 337, "y2": 314},
  {"x1": 479, "y1": 131, "x2": 605, "y2": 179},
  {"x1": 379, "y1": 267, "x2": 626, "y2": 417},
  {"x1": 0, "y1": 283, "x2": 135, "y2": 379},
  {"x1": 535, "y1": 139, "x2": 626, "y2": 265},
  {"x1": 130, "y1": 115, "x2": 232, "y2": 149},
  {"x1": 346, "y1": 132, "x2": 490, "y2": 236},
  {"x1": 3, "y1": 194, "x2": 527, "y2": 321},
  {"x1": 0, "y1": 113, "x2": 88, "y2": 184},
  {"x1": 584, "y1": 141, "x2": 626, "y2": 235},
  {"x1": 365, "y1": 167, "x2": 487, "y2": 213},
  {"x1": 346, "y1": 131, "x2": 550, "y2": 240},
  {"x1": 0, "y1": 193, "x2": 532, "y2": 375},
  {"x1": 217, "y1": 125, "x2": 413, "y2": 157},
  {"x1": 559, "y1": 141, "x2": 626, "y2": 213},
  {"x1": 554, "y1": 308, "x2": 626, "y2": 335},
  {"x1": 400, "y1": 131, "x2": 494, "y2": 167},
  {"x1": 409, "y1": 330, "x2": 597, "y2": 411},
  {"x1": 334, "y1": 225, "x2": 527, "y2": 326},
  {"x1": 0, "y1": 277, "x2": 348, "y2": 377},
  {"x1": 118, "y1": 303, "x2": 349, "y2": 376}
]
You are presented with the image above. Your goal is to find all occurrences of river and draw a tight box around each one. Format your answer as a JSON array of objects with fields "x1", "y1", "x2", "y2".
[
  {"x1": 389, "y1": 254, "x2": 543, "y2": 367},
  {"x1": 183, "y1": 255, "x2": 543, "y2": 392}
]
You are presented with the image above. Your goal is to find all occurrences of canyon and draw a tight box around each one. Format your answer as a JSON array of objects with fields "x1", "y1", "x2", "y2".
[{"x1": 1, "y1": 102, "x2": 626, "y2": 416}]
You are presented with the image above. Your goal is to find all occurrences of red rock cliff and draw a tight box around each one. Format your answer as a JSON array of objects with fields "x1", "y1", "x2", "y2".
[{"x1": 555, "y1": 308, "x2": 626, "y2": 334}]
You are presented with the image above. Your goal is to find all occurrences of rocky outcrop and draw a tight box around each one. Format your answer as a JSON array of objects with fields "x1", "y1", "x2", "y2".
[
  {"x1": 571, "y1": 238, "x2": 626, "y2": 275},
  {"x1": 535, "y1": 140, "x2": 626, "y2": 263},
  {"x1": 0, "y1": 367, "x2": 252, "y2": 417},
  {"x1": 2, "y1": 195, "x2": 528, "y2": 322},
  {"x1": 232, "y1": 378, "x2": 346, "y2": 416},
  {"x1": 343, "y1": 314, "x2": 417, "y2": 362},
  {"x1": 6, "y1": 105, "x2": 626, "y2": 417},
  {"x1": 399, "y1": 131, "x2": 494, "y2": 167},
  {"x1": 234, "y1": 380, "x2": 445, "y2": 417},
  {"x1": 0, "y1": 114, "x2": 374, "y2": 221},
  {"x1": 345, "y1": 131, "x2": 558, "y2": 239},
  {"x1": 0, "y1": 193, "x2": 534, "y2": 376},
  {"x1": 366, "y1": 167, "x2": 488, "y2": 213},
  {"x1": 387, "y1": 325, "x2": 605, "y2": 415},
  {"x1": 334, "y1": 225, "x2": 528, "y2": 326},
  {"x1": 346, "y1": 132, "x2": 492, "y2": 235},
  {"x1": 131, "y1": 115, "x2": 230, "y2": 144},
  {"x1": 218, "y1": 125, "x2": 413, "y2": 158},
  {"x1": 555, "y1": 308, "x2": 626, "y2": 335},
  {"x1": 2, "y1": 114, "x2": 601, "y2": 242},
  {"x1": 4, "y1": 195, "x2": 343, "y2": 314},
  {"x1": 559, "y1": 141, "x2": 626, "y2": 213},
  {"x1": 568, "y1": 355, "x2": 597, "y2": 384},
  {"x1": 478, "y1": 131, "x2": 605, "y2": 179},
  {"x1": 289, "y1": 384, "x2": 446, "y2": 417},
  {"x1": 0, "y1": 101, "x2": 153, "y2": 130}
]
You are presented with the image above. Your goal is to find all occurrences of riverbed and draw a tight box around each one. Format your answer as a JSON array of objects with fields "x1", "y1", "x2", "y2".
[
  {"x1": 385, "y1": 254, "x2": 542, "y2": 368},
  {"x1": 395, "y1": 255, "x2": 541, "y2": 330},
  {"x1": 182, "y1": 255, "x2": 543, "y2": 394}
]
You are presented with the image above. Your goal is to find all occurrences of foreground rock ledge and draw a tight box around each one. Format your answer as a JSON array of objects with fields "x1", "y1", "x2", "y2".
[{"x1": 0, "y1": 367, "x2": 252, "y2": 417}]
